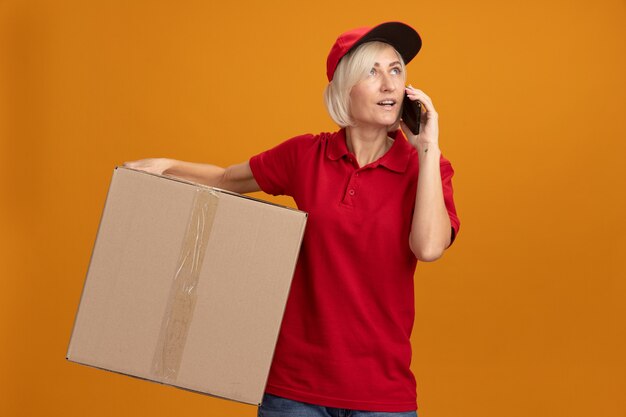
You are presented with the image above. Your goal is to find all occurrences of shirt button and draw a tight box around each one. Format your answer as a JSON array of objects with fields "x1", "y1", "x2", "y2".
[{"x1": 348, "y1": 189, "x2": 355, "y2": 196}]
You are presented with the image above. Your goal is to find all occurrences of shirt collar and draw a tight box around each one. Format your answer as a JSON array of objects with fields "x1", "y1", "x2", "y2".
[{"x1": 327, "y1": 128, "x2": 413, "y2": 173}]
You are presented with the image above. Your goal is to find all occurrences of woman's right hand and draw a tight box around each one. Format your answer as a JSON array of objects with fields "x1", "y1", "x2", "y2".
[{"x1": 122, "y1": 158, "x2": 173, "y2": 176}]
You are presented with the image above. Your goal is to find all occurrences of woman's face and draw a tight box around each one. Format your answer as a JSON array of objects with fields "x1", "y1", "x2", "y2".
[{"x1": 349, "y1": 45, "x2": 405, "y2": 129}]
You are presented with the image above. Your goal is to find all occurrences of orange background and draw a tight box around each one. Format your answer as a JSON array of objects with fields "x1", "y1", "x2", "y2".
[{"x1": 1, "y1": 0, "x2": 625, "y2": 416}]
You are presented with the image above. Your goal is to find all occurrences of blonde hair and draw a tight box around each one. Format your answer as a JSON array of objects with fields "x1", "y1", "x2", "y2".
[{"x1": 324, "y1": 41, "x2": 406, "y2": 127}]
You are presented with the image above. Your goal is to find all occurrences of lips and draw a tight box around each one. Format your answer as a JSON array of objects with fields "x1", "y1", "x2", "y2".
[{"x1": 377, "y1": 99, "x2": 397, "y2": 107}]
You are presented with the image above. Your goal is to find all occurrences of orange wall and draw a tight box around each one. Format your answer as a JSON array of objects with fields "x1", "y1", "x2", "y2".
[{"x1": 1, "y1": 0, "x2": 625, "y2": 416}]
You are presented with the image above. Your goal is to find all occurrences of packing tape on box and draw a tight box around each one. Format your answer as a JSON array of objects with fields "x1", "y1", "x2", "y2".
[{"x1": 151, "y1": 188, "x2": 218, "y2": 382}]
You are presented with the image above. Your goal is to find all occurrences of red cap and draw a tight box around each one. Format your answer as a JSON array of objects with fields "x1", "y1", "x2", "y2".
[{"x1": 326, "y1": 22, "x2": 422, "y2": 82}]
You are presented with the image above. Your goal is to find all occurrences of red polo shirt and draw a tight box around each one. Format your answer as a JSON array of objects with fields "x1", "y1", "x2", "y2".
[{"x1": 249, "y1": 128, "x2": 460, "y2": 412}]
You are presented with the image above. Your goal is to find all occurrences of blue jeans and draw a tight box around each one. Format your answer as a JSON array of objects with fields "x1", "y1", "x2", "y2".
[{"x1": 258, "y1": 393, "x2": 418, "y2": 417}]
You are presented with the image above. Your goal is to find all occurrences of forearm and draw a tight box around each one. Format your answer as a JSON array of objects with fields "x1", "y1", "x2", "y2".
[
  {"x1": 164, "y1": 159, "x2": 226, "y2": 187},
  {"x1": 409, "y1": 146, "x2": 451, "y2": 261},
  {"x1": 166, "y1": 160, "x2": 260, "y2": 194},
  {"x1": 124, "y1": 158, "x2": 260, "y2": 194}
]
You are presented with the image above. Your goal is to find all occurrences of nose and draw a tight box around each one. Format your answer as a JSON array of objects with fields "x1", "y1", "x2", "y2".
[{"x1": 380, "y1": 72, "x2": 396, "y2": 92}]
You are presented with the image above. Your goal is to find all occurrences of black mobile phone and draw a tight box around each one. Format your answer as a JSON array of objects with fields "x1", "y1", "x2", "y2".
[{"x1": 401, "y1": 94, "x2": 421, "y2": 135}]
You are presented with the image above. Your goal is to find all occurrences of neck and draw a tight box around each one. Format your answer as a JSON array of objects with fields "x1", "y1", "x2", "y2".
[{"x1": 345, "y1": 126, "x2": 393, "y2": 167}]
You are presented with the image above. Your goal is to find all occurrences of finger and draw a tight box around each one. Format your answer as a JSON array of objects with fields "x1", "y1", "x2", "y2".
[
  {"x1": 405, "y1": 89, "x2": 433, "y2": 108},
  {"x1": 409, "y1": 94, "x2": 435, "y2": 116},
  {"x1": 405, "y1": 86, "x2": 435, "y2": 110},
  {"x1": 124, "y1": 160, "x2": 152, "y2": 171},
  {"x1": 406, "y1": 85, "x2": 432, "y2": 101},
  {"x1": 124, "y1": 160, "x2": 144, "y2": 168},
  {"x1": 403, "y1": 92, "x2": 427, "y2": 113}
]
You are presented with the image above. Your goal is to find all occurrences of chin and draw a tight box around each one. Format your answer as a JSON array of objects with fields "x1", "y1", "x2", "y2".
[
  {"x1": 380, "y1": 116, "x2": 400, "y2": 127},
  {"x1": 354, "y1": 114, "x2": 400, "y2": 130}
]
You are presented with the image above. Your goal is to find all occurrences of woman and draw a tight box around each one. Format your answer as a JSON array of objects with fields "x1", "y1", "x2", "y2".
[{"x1": 125, "y1": 21, "x2": 460, "y2": 417}]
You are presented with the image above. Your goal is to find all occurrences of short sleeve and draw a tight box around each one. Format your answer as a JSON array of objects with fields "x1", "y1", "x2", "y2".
[
  {"x1": 440, "y1": 156, "x2": 461, "y2": 246},
  {"x1": 249, "y1": 134, "x2": 313, "y2": 197}
]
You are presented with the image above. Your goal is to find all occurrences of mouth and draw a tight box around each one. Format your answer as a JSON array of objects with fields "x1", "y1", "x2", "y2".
[{"x1": 376, "y1": 99, "x2": 397, "y2": 108}]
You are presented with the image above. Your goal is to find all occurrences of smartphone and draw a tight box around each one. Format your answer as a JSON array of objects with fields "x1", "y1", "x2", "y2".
[{"x1": 401, "y1": 94, "x2": 421, "y2": 135}]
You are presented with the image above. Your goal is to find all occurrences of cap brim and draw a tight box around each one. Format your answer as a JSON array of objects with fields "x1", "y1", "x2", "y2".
[{"x1": 350, "y1": 22, "x2": 422, "y2": 65}]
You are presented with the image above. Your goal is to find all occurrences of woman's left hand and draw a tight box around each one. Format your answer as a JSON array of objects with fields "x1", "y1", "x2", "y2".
[{"x1": 400, "y1": 86, "x2": 439, "y2": 152}]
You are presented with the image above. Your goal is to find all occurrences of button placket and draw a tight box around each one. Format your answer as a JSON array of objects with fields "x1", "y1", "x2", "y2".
[{"x1": 342, "y1": 169, "x2": 361, "y2": 204}]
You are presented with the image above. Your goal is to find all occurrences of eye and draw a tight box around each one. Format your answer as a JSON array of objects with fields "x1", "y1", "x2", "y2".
[
  {"x1": 390, "y1": 67, "x2": 402, "y2": 75},
  {"x1": 369, "y1": 67, "x2": 377, "y2": 76}
]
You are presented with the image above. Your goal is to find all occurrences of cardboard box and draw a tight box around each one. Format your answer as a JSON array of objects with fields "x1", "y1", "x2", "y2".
[{"x1": 67, "y1": 167, "x2": 307, "y2": 405}]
